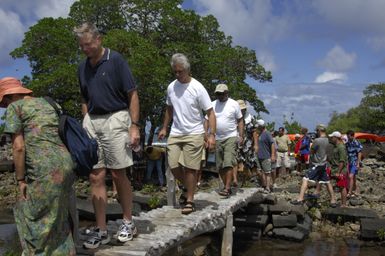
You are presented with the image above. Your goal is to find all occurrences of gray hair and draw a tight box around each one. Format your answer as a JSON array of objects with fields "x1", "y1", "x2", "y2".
[
  {"x1": 170, "y1": 53, "x2": 190, "y2": 72},
  {"x1": 73, "y1": 22, "x2": 100, "y2": 39}
]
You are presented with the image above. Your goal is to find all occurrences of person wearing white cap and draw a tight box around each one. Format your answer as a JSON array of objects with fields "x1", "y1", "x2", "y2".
[
  {"x1": 158, "y1": 53, "x2": 216, "y2": 215},
  {"x1": 206, "y1": 84, "x2": 244, "y2": 198},
  {"x1": 256, "y1": 120, "x2": 276, "y2": 193},
  {"x1": 328, "y1": 130, "x2": 348, "y2": 207}
]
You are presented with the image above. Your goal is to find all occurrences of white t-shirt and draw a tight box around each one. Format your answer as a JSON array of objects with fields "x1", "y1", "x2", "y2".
[
  {"x1": 166, "y1": 78, "x2": 212, "y2": 135},
  {"x1": 212, "y1": 98, "x2": 242, "y2": 140}
]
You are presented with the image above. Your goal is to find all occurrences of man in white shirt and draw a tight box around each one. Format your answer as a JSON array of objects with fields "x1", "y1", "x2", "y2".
[
  {"x1": 158, "y1": 53, "x2": 216, "y2": 215},
  {"x1": 206, "y1": 84, "x2": 244, "y2": 198}
]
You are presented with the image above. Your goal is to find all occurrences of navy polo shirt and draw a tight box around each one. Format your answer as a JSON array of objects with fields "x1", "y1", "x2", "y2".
[{"x1": 78, "y1": 48, "x2": 137, "y2": 115}]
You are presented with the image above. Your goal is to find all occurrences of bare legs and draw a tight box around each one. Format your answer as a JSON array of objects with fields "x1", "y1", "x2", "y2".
[
  {"x1": 171, "y1": 166, "x2": 197, "y2": 202},
  {"x1": 219, "y1": 167, "x2": 233, "y2": 191},
  {"x1": 90, "y1": 167, "x2": 133, "y2": 231}
]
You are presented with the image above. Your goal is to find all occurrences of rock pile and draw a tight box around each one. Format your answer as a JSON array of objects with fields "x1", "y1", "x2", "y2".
[{"x1": 234, "y1": 193, "x2": 312, "y2": 242}]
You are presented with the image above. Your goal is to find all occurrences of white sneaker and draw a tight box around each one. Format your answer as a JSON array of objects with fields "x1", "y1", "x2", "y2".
[
  {"x1": 117, "y1": 220, "x2": 138, "y2": 242},
  {"x1": 83, "y1": 227, "x2": 110, "y2": 249},
  {"x1": 273, "y1": 183, "x2": 278, "y2": 189}
]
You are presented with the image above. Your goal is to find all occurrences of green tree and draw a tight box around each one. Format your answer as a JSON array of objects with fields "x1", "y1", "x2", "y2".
[
  {"x1": 359, "y1": 83, "x2": 385, "y2": 132},
  {"x1": 10, "y1": 18, "x2": 81, "y2": 117},
  {"x1": 282, "y1": 113, "x2": 302, "y2": 134},
  {"x1": 327, "y1": 83, "x2": 385, "y2": 133},
  {"x1": 327, "y1": 108, "x2": 362, "y2": 134},
  {"x1": 10, "y1": 0, "x2": 272, "y2": 144}
]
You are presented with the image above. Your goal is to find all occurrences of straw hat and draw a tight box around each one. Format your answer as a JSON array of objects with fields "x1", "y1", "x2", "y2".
[
  {"x1": 0, "y1": 77, "x2": 32, "y2": 107},
  {"x1": 237, "y1": 99, "x2": 247, "y2": 110}
]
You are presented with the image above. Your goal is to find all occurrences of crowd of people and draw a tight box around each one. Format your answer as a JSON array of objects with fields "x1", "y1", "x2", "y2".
[{"x1": 0, "y1": 21, "x2": 364, "y2": 254}]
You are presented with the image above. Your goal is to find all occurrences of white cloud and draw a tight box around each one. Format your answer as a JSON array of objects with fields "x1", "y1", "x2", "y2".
[
  {"x1": 317, "y1": 45, "x2": 356, "y2": 72},
  {"x1": 314, "y1": 72, "x2": 347, "y2": 84},
  {"x1": 310, "y1": 0, "x2": 385, "y2": 36},
  {"x1": 256, "y1": 50, "x2": 277, "y2": 72},
  {"x1": 257, "y1": 82, "x2": 365, "y2": 130},
  {"x1": 0, "y1": 0, "x2": 75, "y2": 69},
  {"x1": 0, "y1": 9, "x2": 25, "y2": 66},
  {"x1": 191, "y1": 0, "x2": 293, "y2": 72},
  {"x1": 1, "y1": 0, "x2": 75, "y2": 21}
]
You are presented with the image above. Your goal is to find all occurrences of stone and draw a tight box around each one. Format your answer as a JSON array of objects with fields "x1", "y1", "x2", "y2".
[
  {"x1": 246, "y1": 204, "x2": 269, "y2": 215},
  {"x1": 273, "y1": 227, "x2": 306, "y2": 242},
  {"x1": 323, "y1": 207, "x2": 379, "y2": 224},
  {"x1": 268, "y1": 202, "x2": 305, "y2": 220},
  {"x1": 296, "y1": 216, "x2": 312, "y2": 236},
  {"x1": 272, "y1": 214, "x2": 297, "y2": 228},
  {"x1": 250, "y1": 193, "x2": 265, "y2": 204},
  {"x1": 234, "y1": 214, "x2": 269, "y2": 228},
  {"x1": 360, "y1": 218, "x2": 385, "y2": 240},
  {"x1": 378, "y1": 195, "x2": 385, "y2": 203},
  {"x1": 264, "y1": 223, "x2": 273, "y2": 234},
  {"x1": 263, "y1": 194, "x2": 277, "y2": 205},
  {"x1": 349, "y1": 223, "x2": 360, "y2": 232},
  {"x1": 283, "y1": 185, "x2": 300, "y2": 194},
  {"x1": 349, "y1": 198, "x2": 364, "y2": 206}
]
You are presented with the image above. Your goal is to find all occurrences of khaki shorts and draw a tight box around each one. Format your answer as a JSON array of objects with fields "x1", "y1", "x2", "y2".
[
  {"x1": 259, "y1": 158, "x2": 272, "y2": 174},
  {"x1": 216, "y1": 137, "x2": 237, "y2": 171},
  {"x1": 167, "y1": 134, "x2": 205, "y2": 170},
  {"x1": 83, "y1": 110, "x2": 133, "y2": 170},
  {"x1": 276, "y1": 151, "x2": 290, "y2": 168}
]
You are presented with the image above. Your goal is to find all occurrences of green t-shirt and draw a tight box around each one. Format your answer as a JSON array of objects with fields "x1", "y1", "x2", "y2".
[{"x1": 329, "y1": 142, "x2": 347, "y2": 174}]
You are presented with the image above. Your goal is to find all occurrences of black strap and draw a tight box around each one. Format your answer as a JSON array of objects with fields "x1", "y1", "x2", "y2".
[
  {"x1": 44, "y1": 96, "x2": 66, "y2": 143},
  {"x1": 44, "y1": 96, "x2": 63, "y2": 116}
]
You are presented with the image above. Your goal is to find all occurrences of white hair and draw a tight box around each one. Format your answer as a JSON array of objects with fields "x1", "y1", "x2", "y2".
[
  {"x1": 170, "y1": 53, "x2": 190, "y2": 71},
  {"x1": 73, "y1": 22, "x2": 100, "y2": 39}
]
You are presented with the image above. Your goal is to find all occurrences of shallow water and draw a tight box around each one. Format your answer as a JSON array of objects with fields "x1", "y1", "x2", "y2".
[{"x1": 234, "y1": 238, "x2": 385, "y2": 256}]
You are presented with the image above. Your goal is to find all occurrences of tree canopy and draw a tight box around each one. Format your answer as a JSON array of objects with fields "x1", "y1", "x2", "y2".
[
  {"x1": 327, "y1": 83, "x2": 385, "y2": 134},
  {"x1": 10, "y1": 0, "x2": 272, "y2": 143}
]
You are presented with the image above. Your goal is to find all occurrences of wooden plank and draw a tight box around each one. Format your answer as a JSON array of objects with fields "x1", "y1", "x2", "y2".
[
  {"x1": 80, "y1": 187, "x2": 260, "y2": 256},
  {"x1": 165, "y1": 156, "x2": 176, "y2": 207},
  {"x1": 221, "y1": 213, "x2": 233, "y2": 256}
]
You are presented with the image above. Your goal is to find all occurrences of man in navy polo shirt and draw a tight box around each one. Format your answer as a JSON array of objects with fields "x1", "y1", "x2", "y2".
[{"x1": 74, "y1": 22, "x2": 140, "y2": 249}]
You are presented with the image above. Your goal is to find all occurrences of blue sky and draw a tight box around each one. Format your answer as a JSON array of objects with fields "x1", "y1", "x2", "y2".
[{"x1": 1, "y1": 0, "x2": 385, "y2": 130}]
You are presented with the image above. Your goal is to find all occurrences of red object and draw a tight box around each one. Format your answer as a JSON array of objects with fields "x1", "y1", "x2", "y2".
[{"x1": 294, "y1": 140, "x2": 301, "y2": 154}]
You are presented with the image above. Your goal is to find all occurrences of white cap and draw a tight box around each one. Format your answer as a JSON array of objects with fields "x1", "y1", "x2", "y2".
[
  {"x1": 256, "y1": 119, "x2": 265, "y2": 127},
  {"x1": 328, "y1": 131, "x2": 342, "y2": 138},
  {"x1": 295, "y1": 133, "x2": 301, "y2": 138}
]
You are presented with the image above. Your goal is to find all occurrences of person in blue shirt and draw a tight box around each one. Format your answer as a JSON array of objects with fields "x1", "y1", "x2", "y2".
[
  {"x1": 345, "y1": 130, "x2": 363, "y2": 198},
  {"x1": 74, "y1": 22, "x2": 140, "y2": 248}
]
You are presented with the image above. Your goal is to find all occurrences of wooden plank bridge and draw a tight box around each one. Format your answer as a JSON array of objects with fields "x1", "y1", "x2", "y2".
[{"x1": 76, "y1": 187, "x2": 260, "y2": 256}]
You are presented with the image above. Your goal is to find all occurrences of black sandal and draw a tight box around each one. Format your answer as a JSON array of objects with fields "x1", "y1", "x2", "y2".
[
  {"x1": 218, "y1": 189, "x2": 231, "y2": 198},
  {"x1": 181, "y1": 201, "x2": 195, "y2": 215}
]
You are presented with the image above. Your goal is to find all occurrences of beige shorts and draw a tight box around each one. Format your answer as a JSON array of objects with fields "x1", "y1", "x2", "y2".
[
  {"x1": 167, "y1": 134, "x2": 205, "y2": 170},
  {"x1": 276, "y1": 151, "x2": 290, "y2": 168},
  {"x1": 83, "y1": 110, "x2": 133, "y2": 170},
  {"x1": 216, "y1": 137, "x2": 237, "y2": 171}
]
